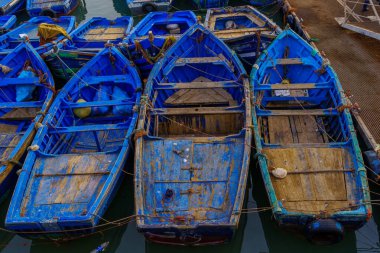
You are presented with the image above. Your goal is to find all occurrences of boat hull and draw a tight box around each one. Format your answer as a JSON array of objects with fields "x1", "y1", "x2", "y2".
[
  {"x1": 0, "y1": 42, "x2": 54, "y2": 205},
  {"x1": 44, "y1": 17, "x2": 133, "y2": 80},
  {"x1": 27, "y1": 0, "x2": 79, "y2": 17},
  {"x1": 141, "y1": 226, "x2": 234, "y2": 246},
  {"x1": 127, "y1": 0, "x2": 173, "y2": 15},
  {"x1": 0, "y1": 15, "x2": 16, "y2": 34},
  {"x1": 6, "y1": 47, "x2": 141, "y2": 239},
  {"x1": 0, "y1": 16, "x2": 76, "y2": 61},
  {"x1": 0, "y1": 0, "x2": 24, "y2": 15},
  {"x1": 134, "y1": 24, "x2": 252, "y2": 246},
  {"x1": 250, "y1": 29, "x2": 371, "y2": 244}
]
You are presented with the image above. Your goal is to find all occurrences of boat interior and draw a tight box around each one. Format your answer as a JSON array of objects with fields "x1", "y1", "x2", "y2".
[
  {"x1": 15, "y1": 49, "x2": 139, "y2": 223},
  {"x1": 5, "y1": 17, "x2": 73, "y2": 48},
  {"x1": 138, "y1": 27, "x2": 249, "y2": 226},
  {"x1": 73, "y1": 18, "x2": 132, "y2": 45},
  {"x1": 0, "y1": 44, "x2": 52, "y2": 173},
  {"x1": 207, "y1": 6, "x2": 276, "y2": 40},
  {"x1": 40, "y1": 57, "x2": 137, "y2": 156},
  {"x1": 132, "y1": 12, "x2": 196, "y2": 38},
  {"x1": 254, "y1": 41, "x2": 361, "y2": 214}
]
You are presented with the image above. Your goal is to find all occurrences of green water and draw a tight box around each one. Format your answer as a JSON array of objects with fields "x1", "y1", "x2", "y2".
[{"x1": 4, "y1": 0, "x2": 380, "y2": 252}]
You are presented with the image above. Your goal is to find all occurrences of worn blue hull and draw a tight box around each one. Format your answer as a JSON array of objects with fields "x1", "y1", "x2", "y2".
[
  {"x1": 0, "y1": 42, "x2": 55, "y2": 203},
  {"x1": 0, "y1": 16, "x2": 76, "y2": 61},
  {"x1": 44, "y1": 16, "x2": 133, "y2": 80},
  {"x1": 134, "y1": 24, "x2": 252, "y2": 246},
  {"x1": 0, "y1": 15, "x2": 16, "y2": 35},
  {"x1": 205, "y1": 5, "x2": 281, "y2": 68},
  {"x1": 250, "y1": 29, "x2": 371, "y2": 244},
  {"x1": 126, "y1": 0, "x2": 173, "y2": 14},
  {"x1": 0, "y1": 0, "x2": 24, "y2": 15},
  {"x1": 27, "y1": 0, "x2": 79, "y2": 17},
  {"x1": 192, "y1": 0, "x2": 228, "y2": 8},
  {"x1": 5, "y1": 47, "x2": 141, "y2": 239},
  {"x1": 122, "y1": 11, "x2": 197, "y2": 80}
]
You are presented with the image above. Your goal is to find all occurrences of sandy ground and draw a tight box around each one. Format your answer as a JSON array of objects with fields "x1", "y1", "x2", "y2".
[{"x1": 289, "y1": 0, "x2": 380, "y2": 144}]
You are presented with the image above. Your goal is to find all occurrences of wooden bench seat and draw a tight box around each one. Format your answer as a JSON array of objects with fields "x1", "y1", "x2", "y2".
[
  {"x1": 157, "y1": 81, "x2": 241, "y2": 90},
  {"x1": 257, "y1": 108, "x2": 339, "y2": 116},
  {"x1": 151, "y1": 106, "x2": 243, "y2": 116}
]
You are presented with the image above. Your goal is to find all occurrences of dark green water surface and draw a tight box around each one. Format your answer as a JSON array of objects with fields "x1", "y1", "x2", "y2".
[{"x1": 3, "y1": 0, "x2": 380, "y2": 252}]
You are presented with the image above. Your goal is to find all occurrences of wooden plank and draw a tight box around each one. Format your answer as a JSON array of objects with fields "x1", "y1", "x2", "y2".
[
  {"x1": 214, "y1": 27, "x2": 269, "y2": 35},
  {"x1": 176, "y1": 56, "x2": 228, "y2": 65},
  {"x1": 30, "y1": 153, "x2": 117, "y2": 205},
  {"x1": 164, "y1": 88, "x2": 236, "y2": 106},
  {"x1": 283, "y1": 200, "x2": 355, "y2": 213},
  {"x1": 262, "y1": 147, "x2": 353, "y2": 214},
  {"x1": 256, "y1": 83, "x2": 331, "y2": 90},
  {"x1": 293, "y1": 115, "x2": 325, "y2": 143},
  {"x1": 268, "y1": 116, "x2": 293, "y2": 144},
  {"x1": 258, "y1": 109, "x2": 339, "y2": 116},
  {"x1": 0, "y1": 124, "x2": 19, "y2": 133},
  {"x1": 276, "y1": 58, "x2": 303, "y2": 65},
  {"x1": 1, "y1": 108, "x2": 38, "y2": 121},
  {"x1": 151, "y1": 106, "x2": 243, "y2": 116},
  {"x1": 86, "y1": 28, "x2": 106, "y2": 35},
  {"x1": 157, "y1": 81, "x2": 240, "y2": 90}
]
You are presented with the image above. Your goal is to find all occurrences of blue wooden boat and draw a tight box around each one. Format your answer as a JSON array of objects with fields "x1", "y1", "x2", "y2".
[
  {"x1": 5, "y1": 46, "x2": 141, "y2": 239},
  {"x1": 44, "y1": 16, "x2": 133, "y2": 80},
  {"x1": 127, "y1": 0, "x2": 173, "y2": 14},
  {"x1": 121, "y1": 11, "x2": 197, "y2": 81},
  {"x1": 134, "y1": 24, "x2": 252, "y2": 246},
  {"x1": 0, "y1": 15, "x2": 16, "y2": 35},
  {"x1": 0, "y1": 42, "x2": 54, "y2": 201},
  {"x1": 205, "y1": 5, "x2": 281, "y2": 67},
  {"x1": 0, "y1": 0, "x2": 24, "y2": 15},
  {"x1": 192, "y1": 0, "x2": 228, "y2": 8},
  {"x1": 243, "y1": 0, "x2": 280, "y2": 6},
  {"x1": 27, "y1": 0, "x2": 79, "y2": 17},
  {"x1": 251, "y1": 29, "x2": 371, "y2": 244},
  {"x1": 0, "y1": 16, "x2": 76, "y2": 61}
]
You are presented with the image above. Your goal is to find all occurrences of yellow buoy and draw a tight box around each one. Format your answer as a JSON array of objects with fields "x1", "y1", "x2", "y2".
[{"x1": 73, "y1": 99, "x2": 91, "y2": 118}]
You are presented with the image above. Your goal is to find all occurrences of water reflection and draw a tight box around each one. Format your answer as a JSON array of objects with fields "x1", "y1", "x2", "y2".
[
  {"x1": 70, "y1": 0, "x2": 87, "y2": 25},
  {"x1": 112, "y1": 0, "x2": 131, "y2": 16}
]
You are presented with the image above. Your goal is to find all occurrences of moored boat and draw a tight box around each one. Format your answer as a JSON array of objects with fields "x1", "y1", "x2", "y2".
[
  {"x1": 121, "y1": 11, "x2": 197, "y2": 81},
  {"x1": 0, "y1": 15, "x2": 16, "y2": 35},
  {"x1": 126, "y1": 0, "x2": 173, "y2": 14},
  {"x1": 44, "y1": 16, "x2": 133, "y2": 80},
  {"x1": 0, "y1": 16, "x2": 76, "y2": 61},
  {"x1": 27, "y1": 0, "x2": 79, "y2": 17},
  {"x1": 5, "y1": 46, "x2": 141, "y2": 239},
  {"x1": 0, "y1": 0, "x2": 24, "y2": 15},
  {"x1": 0, "y1": 42, "x2": 54, "y2": 200},
  {"x1": 134, "y1": 24, "x2": 252, "y2": 245},
  {"x1": 251, "y1": 29, "x2": 371, "y2": 244},
  {"x1": 204, "y1": 5, "x2": 281, "y2": 68}
]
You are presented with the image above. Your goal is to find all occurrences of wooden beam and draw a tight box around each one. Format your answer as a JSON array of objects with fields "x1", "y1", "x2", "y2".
[
  {"x1": 157, "y1": 81, "x2": 241, "y2": 90},
  {"x1": 151, "y1": 106, "x2": 243, "y2": 116},
  {"x1": 257, "y1": 109, "x2": 339, "y2": 116},
  {"x1": 256, "y1": 82, "x2": 331, "y2": 90},
  {"x1": 275, "y1": 58, "x2": 303, "y2": 65}
]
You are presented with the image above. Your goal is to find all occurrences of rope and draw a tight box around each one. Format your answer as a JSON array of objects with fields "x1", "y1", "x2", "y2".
[{"x1": 133, "y1": 36, "x2": 176, "y2": 64}]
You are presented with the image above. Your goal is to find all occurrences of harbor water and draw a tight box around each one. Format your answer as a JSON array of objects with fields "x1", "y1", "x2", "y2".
[{"x1": 2, "y1": 0, "x2": 380, "y2": 252}]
